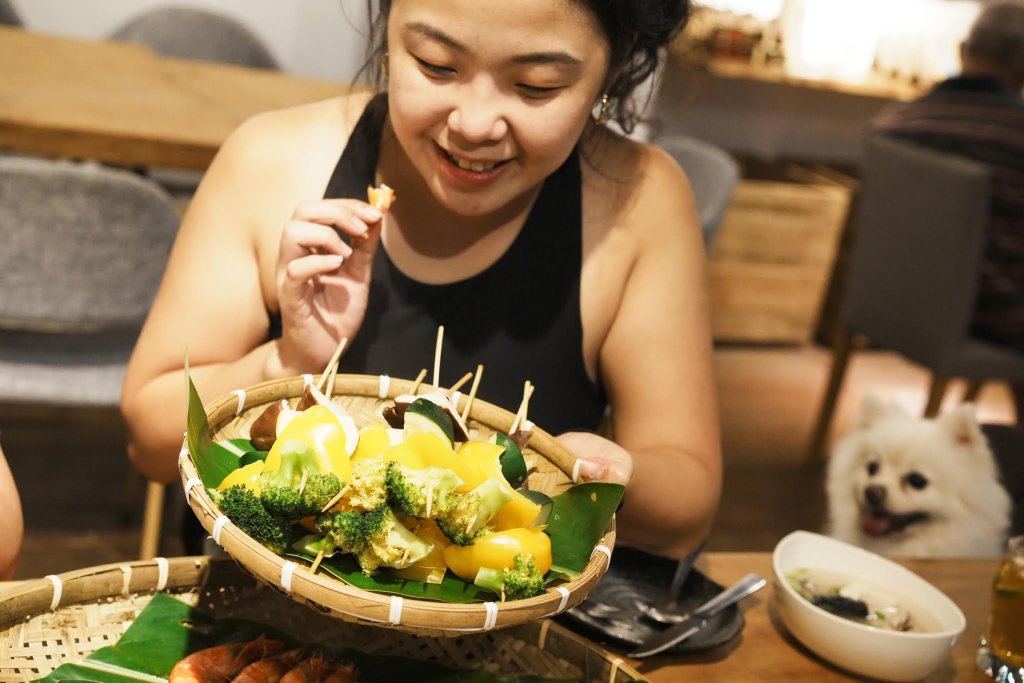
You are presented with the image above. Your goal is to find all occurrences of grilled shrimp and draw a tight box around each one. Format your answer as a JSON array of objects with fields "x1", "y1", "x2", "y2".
[
  {"x1": 321, "y1": 663, "x2": 358, "y2": 683},
  {"x1": 278, "y1": 652, "x2": 333, "y2": 683},
  {"x1": 168, "y1": 636, "x2": 285, "y2": 683},
  {"x1": 232, "y1": 647, "x2": 305, "y2": 683}
]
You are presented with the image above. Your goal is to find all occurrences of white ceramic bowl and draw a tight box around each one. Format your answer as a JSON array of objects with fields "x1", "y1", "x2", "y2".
[{"x1": 772, "y1": 531, "x2": 966, "y2": 682}]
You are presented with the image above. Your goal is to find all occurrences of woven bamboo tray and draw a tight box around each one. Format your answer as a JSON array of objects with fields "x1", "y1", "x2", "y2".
[
  {"x1": 178, "y1": 374, "x2": 616, "y2": 637},
  {"x1": 0, "y1": 556, "x2": 644, "y2": 682}
]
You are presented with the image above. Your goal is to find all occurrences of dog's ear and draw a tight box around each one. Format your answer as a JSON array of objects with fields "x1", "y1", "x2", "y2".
[
  {"x1": 858, "y1": 393, "x2": 901, "y2": 427},
  {"x1": 938, "y1": 403, "x2": 984, "y2": 448}
]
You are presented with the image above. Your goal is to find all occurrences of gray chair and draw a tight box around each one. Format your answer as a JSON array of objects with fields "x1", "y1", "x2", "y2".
[
  {"x1": 109, "y1": 6, "x2": 279, "y2": 198},
  {"x1": 109, "y1": 6, "x2": 278, "y2": 70},
  {"x1": 0, "y1": 0, "x2": 22, "y2": 27},
  {"x1": 653, "y1": 134, "x2": 740, "y2": 249},
  {"x1": 0, "y1": 157, "x2": 180, "y2": 556},
  {"x1": 806, "y1": 135, "x2": 1024, "y2": 460}
]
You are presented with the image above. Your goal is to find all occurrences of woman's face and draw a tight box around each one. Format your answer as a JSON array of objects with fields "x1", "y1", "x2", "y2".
[{"x1": 385, "y1": 0, "x2": 610, "y2": 218}]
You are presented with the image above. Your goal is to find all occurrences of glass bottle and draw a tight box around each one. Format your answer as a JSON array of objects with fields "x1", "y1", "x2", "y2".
[{"x1": 989, "y1": 535, "x2": 1024, "y2": 668}]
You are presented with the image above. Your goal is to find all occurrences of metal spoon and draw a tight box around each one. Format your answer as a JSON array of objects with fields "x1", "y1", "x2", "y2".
[{"x1": 638, "y1": 573, "x2": 766, "y2": 626}]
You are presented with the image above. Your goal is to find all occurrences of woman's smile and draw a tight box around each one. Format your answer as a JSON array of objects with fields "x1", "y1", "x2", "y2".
[{"x1": 435, "y1": 142, "x2": 512, "y2": 186}]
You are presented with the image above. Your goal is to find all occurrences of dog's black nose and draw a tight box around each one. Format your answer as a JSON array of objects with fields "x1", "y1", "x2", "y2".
[{"x1": 865, "y1": 485, "x2": 887, "y2": 507}]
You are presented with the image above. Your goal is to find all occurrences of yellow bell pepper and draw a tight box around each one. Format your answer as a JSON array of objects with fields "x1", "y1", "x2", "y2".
[
  {"x1": 493, "y1": 490, "x2": 543, "y2": 530},
  {"x1": 454, "y1": 441, "x2": 506, "y2": 491},
  {"x1": 351, "y1": 425, "x2": 394, "y2": 462},
  {"x1": 216, "y1": 459, "x2": 264, "y2": 494},
  {"x1": 264, "y1": 405, "x2": 351, "y2": 482},
  {"x1": 443, "y1": 527, "x2": 552, "y2": 583}
]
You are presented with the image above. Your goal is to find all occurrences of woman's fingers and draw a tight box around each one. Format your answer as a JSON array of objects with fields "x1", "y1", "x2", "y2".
[
  {"x1": 279, "y1": 199, "x2": 381, "y2": 261},
  {"x1": 293, "y1": 200, "x2": 381, "y2": 238},
  {"x1": 284, "y1": 253, "x2": 346, "y2": 283}
]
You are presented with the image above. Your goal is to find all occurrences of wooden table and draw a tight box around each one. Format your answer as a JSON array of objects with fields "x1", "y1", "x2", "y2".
[
  {"x1": 0, "y1": 552, "x2": 998, "y2": 681},
  {"x1": 0, "y1": 25, "x2": 350, "y2": 169},
  {"x1": 640, "y1": 552, "x2": 996, "y2": 682}
]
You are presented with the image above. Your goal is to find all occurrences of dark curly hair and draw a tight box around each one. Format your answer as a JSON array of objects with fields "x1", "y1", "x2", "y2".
[{"x1": 361, "y1": 0, "x2": 689, "y2": 134}]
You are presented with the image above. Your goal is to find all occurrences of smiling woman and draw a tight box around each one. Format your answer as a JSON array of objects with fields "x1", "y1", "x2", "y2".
[{"x1": 121, "y1": 0, "x2": 721, "y2": 561}]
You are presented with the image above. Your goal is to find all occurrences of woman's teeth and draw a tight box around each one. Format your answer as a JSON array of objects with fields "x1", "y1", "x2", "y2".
[{"x1": 450, "y1": 153, "x2": 500, "y2": 172}]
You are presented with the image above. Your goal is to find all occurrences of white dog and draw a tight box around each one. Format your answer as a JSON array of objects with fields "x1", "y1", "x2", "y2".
[{"x1": 826, "y1": 395, "x2": 1011, "y2": 558}]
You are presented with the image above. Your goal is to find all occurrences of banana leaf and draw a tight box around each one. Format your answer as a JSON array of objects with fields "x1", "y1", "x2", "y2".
[
  {"x1": 283, "y1": 551, "x2": 491, "y2": 603},
  {"x1": 218, "y1": 438, "x2": 268, "y2": 466},
  {"x1": 36, "y1": 593, "x2": 578, "y2": 683},
  {"x1": 186, "y1": 373, "x2": 238, "y2": 488},
  {"x1": 545, "y1": 482, "x2": 624, "y2": 578}
]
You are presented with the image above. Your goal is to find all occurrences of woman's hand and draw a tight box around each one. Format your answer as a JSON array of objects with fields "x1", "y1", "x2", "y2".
[
  {"x1": 557, "y1": 431, "x2": 634, "y2": 487},
  {"x1": 274, "y1": 199, "x2": 384, "y2": 374}
]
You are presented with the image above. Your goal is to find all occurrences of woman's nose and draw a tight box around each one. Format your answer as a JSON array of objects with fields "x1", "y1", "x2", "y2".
[{"x1": 446, "y1": 83, "x2": 508, "y2": 143}]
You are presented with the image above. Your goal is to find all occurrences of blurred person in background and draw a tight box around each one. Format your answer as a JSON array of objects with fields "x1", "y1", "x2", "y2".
[
  {"x1": 871, "y1": 1, "x2": 1024, "y2": 414},
  {"x1": 0, "y1": 441, "x2": 24, "y2": 579}
]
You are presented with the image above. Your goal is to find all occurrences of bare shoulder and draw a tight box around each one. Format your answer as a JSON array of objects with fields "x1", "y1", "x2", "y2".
[
  {"x1": 214, "y1": 90, "x2": 375, "y2": 187},
  {"x1": 584, "y1": 130, "x2": 694, "y2": 231},
  {"x1": 580, "y1": 128, "x2": 699, "y2": 257}
]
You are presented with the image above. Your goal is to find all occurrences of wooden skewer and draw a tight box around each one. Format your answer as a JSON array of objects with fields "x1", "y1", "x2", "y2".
[
  {"x1": 297, "y1": 469, "x2": 309, "y2": 496},
  {"x1": 326, "y1": 358, "x2": 340, "y2": 400},
  {"x1": 510, "y1": 381, "x2": 535, "y2": 433},
  {"x1": 410, "y1": 368, "x2": 428, "y2": 395},
  {"x1": 461, "y1": 364, "x2": 484, "y2": 423},
  {"x1": 317, "y1": 337, "x2": 349, "y2": 392},
  {"x1": 321, "y1": 484, "x2": 350, "y2": 513},
  {"x1": 310, "y1": 549, "x2": 326, "y2": 574},
  {"x1": 432, "y1": 325, "x2": 444, "y2": 389},
  {"x1": 449, "y1": 371, "x2": 473, "y2": 395}
]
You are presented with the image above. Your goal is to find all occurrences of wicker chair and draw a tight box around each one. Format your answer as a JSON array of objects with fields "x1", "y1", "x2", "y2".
[
  {"x1": 0, "y1": 157, "x2": 180, "y2": 558},
  {"x1": 806, "y1": 135, "x2": 1024, "y2": 460}
]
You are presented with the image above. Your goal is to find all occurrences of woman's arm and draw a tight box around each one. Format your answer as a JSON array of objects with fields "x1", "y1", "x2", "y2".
[
  {"x1": 575, "y1": 141, "x2": 722, "y2": 559},
  {"x1": 121, "y1": 96, "x2": 374, "y2": 484},
  {"x1": 0, "y1": 443, "x2": 24, "y2": 579}
]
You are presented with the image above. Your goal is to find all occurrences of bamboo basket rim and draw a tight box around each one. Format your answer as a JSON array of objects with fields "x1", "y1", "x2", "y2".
[
  {"x1": 178, "y1": 373, "x2": 617, "y2": 638},
  {"x1": 0, "y1": 556, "x2": 645, "y2": 682}
]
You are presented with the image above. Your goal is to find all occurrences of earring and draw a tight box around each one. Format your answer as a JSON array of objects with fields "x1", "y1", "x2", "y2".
[
  {"x1": 381, "y1": 51, "x2": 390, "y2": 81},
  {"x1": 595, "y1": 93, "x2": 610, "y2": 125}
]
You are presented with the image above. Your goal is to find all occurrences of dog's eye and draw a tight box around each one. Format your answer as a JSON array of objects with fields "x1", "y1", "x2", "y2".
[
  {"x1": 866, "y1": 461, "x2": 880, "y2": 476},
  {"x1": 904, "y1": 472, "x2": 929, "y2": 490}
]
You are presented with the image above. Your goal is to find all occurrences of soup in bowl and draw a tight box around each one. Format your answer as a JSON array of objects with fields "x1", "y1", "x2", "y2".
[{"x1": 772, "y1": 531, "x2": 966, "y2": 682}]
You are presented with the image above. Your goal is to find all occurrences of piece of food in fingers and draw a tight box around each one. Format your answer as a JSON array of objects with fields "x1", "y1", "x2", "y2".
[{"x1": 367, "y1": 183, "x2": 395, "y2": 211}]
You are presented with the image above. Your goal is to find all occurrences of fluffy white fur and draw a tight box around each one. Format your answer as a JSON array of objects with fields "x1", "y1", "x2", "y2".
[{"x1": 826, "y1": 395, "x2": 1011, "y2": 558}]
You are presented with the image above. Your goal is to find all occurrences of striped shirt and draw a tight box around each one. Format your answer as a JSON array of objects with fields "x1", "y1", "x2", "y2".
[{"x1": 871, "y1": 76, "x2": 1024, "y2": 350}]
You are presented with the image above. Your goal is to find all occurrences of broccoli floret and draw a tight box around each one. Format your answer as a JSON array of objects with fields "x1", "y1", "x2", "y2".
[
  {"x1": 259, "y1": 439, "x2": 343, "y2": 519},
  {"x1": 317, "y1": 504, "x2": 433, "y2": 575},
  {"x1": 436, "y1": 477, "x2": 513, "y2": 546},
  {"x1": 346, "y1": 455, "x2": 388, "y2": 512},
  {"x1": 473, "y1": 554, "x2": 546, "y2": 601},
  {"x1": 315, "y1": 507, "x2": 376, "y2": 553},
  {"x1": 385, "y1": 461, "x2": 463, "y2": 519},
  {"x1": 211, "y1": 485, "x2": 292, "y2": 554}
]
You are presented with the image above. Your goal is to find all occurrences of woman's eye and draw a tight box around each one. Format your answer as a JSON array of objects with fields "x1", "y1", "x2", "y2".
[
  {"x1": 414, "y1": 57, "x2": 455, "y2": 76},
  {"x1": 516, "y1": 83, "x2": 562, "y2": 98}
]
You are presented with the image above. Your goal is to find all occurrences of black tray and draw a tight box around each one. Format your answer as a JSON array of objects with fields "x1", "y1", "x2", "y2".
[{"x1": 556, "y1": 546, "x2": 744, "y2": 654}]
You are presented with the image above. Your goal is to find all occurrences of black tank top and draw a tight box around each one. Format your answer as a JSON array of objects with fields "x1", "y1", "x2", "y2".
[{"x1": 277, "y1": 94, "x2": 606, "y2": 434}]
